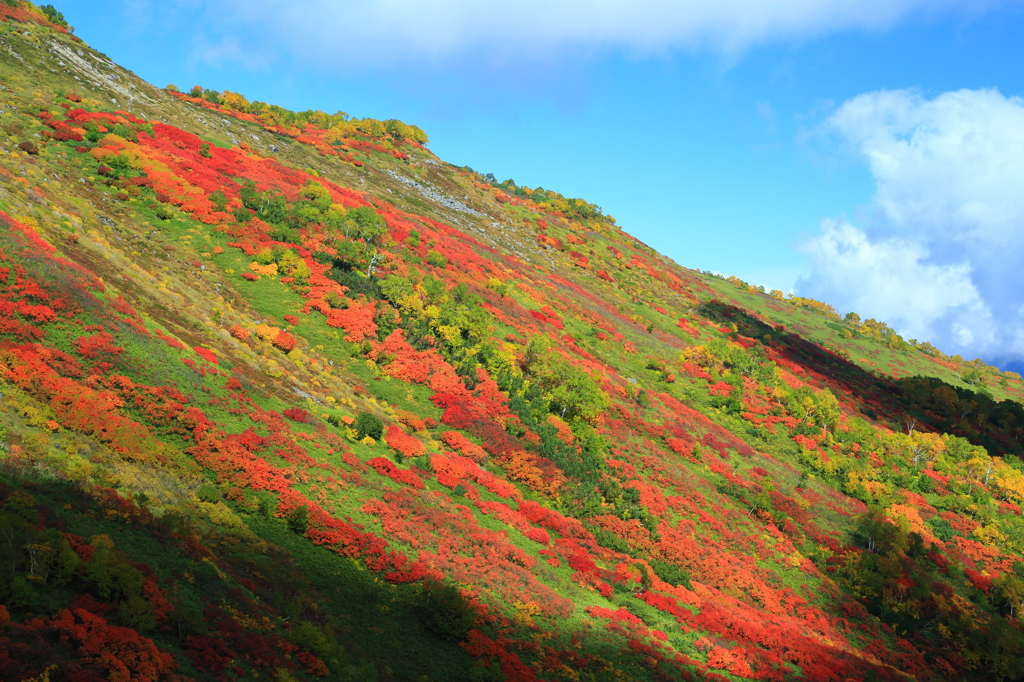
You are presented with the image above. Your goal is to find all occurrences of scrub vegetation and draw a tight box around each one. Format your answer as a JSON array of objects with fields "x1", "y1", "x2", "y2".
[{"x1": 1, "y1": 5, "x2": 1024, "y2": 681}]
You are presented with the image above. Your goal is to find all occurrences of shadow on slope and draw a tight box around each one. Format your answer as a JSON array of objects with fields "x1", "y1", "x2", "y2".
[{"x1": 0, "y1": 462, "x2": 483, "y2": 682}]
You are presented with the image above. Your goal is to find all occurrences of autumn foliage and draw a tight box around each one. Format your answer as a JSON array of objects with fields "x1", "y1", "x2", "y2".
[{"x1": 3, "y1": 36, "x2": 1024, "y2": 682}]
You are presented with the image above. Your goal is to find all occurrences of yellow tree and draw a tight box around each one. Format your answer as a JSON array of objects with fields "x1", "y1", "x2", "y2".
[
  {"x1": 990, "y1": 459, "x2": 1024, "y2": 505},
  {"x1": 323, "y1": 123, "x2": 357, "y2": 145},
  {"x1": 221, "y1": 90, "x2": 250, "y2": 112},
  {"x1": 882, "y1": 430, "x2": 947, "y2": 469}
]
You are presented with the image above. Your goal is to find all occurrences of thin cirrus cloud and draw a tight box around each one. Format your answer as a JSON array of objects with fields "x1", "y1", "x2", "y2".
[
  {"x1": 189, "y1": 0, "x2": 998, "y2": 69},
  {"x1": 798, "y1": 88, "x2": 1024, "y2": 364}
]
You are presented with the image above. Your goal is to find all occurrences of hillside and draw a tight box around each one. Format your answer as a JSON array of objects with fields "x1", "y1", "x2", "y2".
[{"x1": 3, "y1": 6, "x2": 1024, "y2": 682}]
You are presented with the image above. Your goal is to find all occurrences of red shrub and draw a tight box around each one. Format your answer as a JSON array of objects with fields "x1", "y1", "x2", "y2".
[
  {"x1": 49, "y1": 607, "x2": 179, "y2": 679},
  {"x1": 74, "y1": 332, "x2": 123, "y2": 366},
  {"x1": 523, "y1": 527, "x2": 551, "y2": 545},
  {"x1": 17, "y1": 304, "x2": 57, "y2": 323},
  {"x1": 273, "y1": 330, "x2": 296, "y2": 352},
  {"x1": 440, "y1": 430, "x2": 488, "y2": 462},
  {"x1": 366, "y1": 457, "x2": 424, "y2": 489},
  {"x1": 326, "y1": 300, "x2": 377, "y2": 342},
  {"x1": 708, "y1": 381, "x2": 733, "y2": 397},
  {"x1": 194, "y1": 347, "x2": 218, "y2": 364},
  {"x1": 283, "y1": 407, "x2": 311, "y2": 423},
  {"x1": 384, "y1": 425, "x2": 425, "y2": 459}
]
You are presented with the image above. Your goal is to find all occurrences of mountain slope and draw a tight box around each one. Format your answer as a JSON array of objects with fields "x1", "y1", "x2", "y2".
[{"x1": 3, "y1": 7, "x2": 1024, "y2": 682}]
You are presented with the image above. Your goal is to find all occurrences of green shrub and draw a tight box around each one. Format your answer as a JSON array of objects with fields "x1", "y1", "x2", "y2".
[
  {"x1": 913, "y1": 474, "x2": 935, "y2": 493},
  {"x1": 196, "y1": 482, "x2": 221, "y2": 503},
  {"x1": 110, "y1": 123, "x2": 136, "y2": 142},
  {"x1": 268, "y1": 225, "x2": 301, "y2": 244},
  {"x1": 232, "y1": 206, "x2": 253, "y2": 223},
  {"x1": 470, "y1": 661, "x2": 506, "y2": 682},
  {"x1": 927, "y1": 516, "x2": 954, "y2": 542},
  {"x1": 354, "y1": 411, "x2": 383, "y2": 440},
  {"x1": 651, "y1": 559, "x2": 692, "y2": 589},
  {"x1": 426, "y1": 249, "x2": 448, "y2": 268},
  {"x1": 415, "y1": 580, "x2": 475, "y2": 641},
  {"x1": 591, "y1": 526, "x2": 630, "y2": 554},
  {"x1": 209, "y1": 190, "x2": 228, "y2": 212},
  {"x1": 286, "y1": 506, "x2": 310, "y2": 534},
  {"x1": 39, "y1": 4, "x2": 71, "y2": 29},
  {"x1": 254, "y1": 247, "x2": 278, "y2": 265},
  {"x1": 291, "y1": 621, "x2": 334, "y2": 659}
]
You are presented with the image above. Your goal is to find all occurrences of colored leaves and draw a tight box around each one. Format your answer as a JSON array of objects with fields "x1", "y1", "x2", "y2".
[
  {"x1": 325, "y1": 299, "x2": 377, "y2": 342},
  {"x1": 383, "y1": 425, "x2": 425, "y2": 460},
  {"x1": 367, "y1": 456, "x2": 425, "y2": 489},
  {"x1": 272, "y1": 329, "x2": 296, "y2": 352}
]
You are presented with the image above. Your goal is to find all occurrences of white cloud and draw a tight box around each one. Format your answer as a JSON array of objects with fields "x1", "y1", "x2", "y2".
[
  {"x1": 798, "y1": 220, "x2": 994, "y2": 346},
  {"x1": 827, "y1": 88, "x2": 1024, "y2": 247},
  {"x1": 798, "y1": 88, "x2": 1024, "y2": 363},
  {"x1": 180, "y1": 0, "x2": 1006, "y2": 69}
]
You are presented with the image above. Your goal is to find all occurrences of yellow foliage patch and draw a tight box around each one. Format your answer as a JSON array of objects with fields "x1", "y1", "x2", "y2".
[{"x1": 250, "y1": 261, "x2": 279, "y2": 277}]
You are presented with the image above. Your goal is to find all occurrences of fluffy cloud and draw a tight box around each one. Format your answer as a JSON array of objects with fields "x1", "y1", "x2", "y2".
[
  {"x1": 182, "y1": 0, "x2": 997, "y2": 69},
  {"x1": 799, "y1": 220, "x2": 994, "y2": 347},
  {"x1": 798, "y1": 88, "x2": 1024, "y2": 363}
]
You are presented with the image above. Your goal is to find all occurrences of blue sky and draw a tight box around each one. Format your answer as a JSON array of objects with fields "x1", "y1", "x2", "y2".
[{"x1": 58, "y1": 1, "x2": 1024, "y2": 366}]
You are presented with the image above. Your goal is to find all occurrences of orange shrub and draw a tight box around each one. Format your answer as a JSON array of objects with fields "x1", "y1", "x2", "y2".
[
  {"x1": 384, "y1": 425, "x2": 425, "y2": 459},
  {"x1": 273, "y1": 330, "x2": 296, "y2": 352}
]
